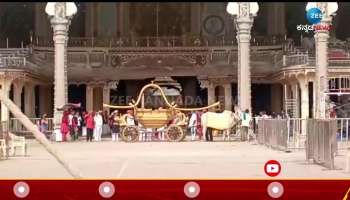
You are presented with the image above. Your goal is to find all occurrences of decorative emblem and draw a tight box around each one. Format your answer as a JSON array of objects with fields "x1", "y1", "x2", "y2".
[
  {"x1": 203, "y1": 15, "x2": 225, "y2": 36},
  {"x1": 110, "y1": 55, "x2": 121, "y2": 67}
]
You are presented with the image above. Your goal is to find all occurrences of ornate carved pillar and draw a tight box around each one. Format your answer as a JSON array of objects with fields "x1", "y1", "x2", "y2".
[
  {"x1": 224, "y1": 83, "x2": 232, "y2": 111},
  {"x1": 291, "y1": 82, "x2": 300, "y2": 118},
  {"x1": 0, "y1": 79, "x2": 12, "y2": 122},
  {"x1": 13, "y1": 81, "x2": 24, "y2": 112},
  {"x1": 313, "y1": 3, "x2": 336, "y2": 119},
  {"x1": 86, "y1": 84, "x2": 94, "y2": 112},
  {"x1": 47, "y1": 3, "x2": 76, "y2": 131},
  {"x1": 236, "y1": 5, "x2": 254, "y2": 112},
  {"x1": 297, "y1": 76, "x2": 309, "y2": 120},
  {"x1": 103, "y1": 84, "x2": 110, "y2": 114},
  {"x1": 24, "y1": 83, "x2": 36, "y2": 118},
  {"x1": 207, "y1": 84, "x2": 215, "y2": 111}
]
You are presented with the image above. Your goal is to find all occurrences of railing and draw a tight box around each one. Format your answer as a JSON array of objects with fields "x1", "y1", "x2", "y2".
[
  {"x1": 9, "y1": 118, "x2": 54, "y2": 136},
  {"x1": 257, "y1": 119, "x2": 289, "y2": 151},
  {"x1": 283, "y1": 54, "x2": 350, "y2": 67},
  {"x1": 256, "y1": 118, "x2": 308, "y2": 151},
  {"x1": 306, "y1": 119, "x2": 337, "y2": 169},
  {"x1": 34, "y1": 35, "x2": 287, "y2": 48},
  {"x1": 0, "y1": 57, "x2": 26, "y2": 68}
]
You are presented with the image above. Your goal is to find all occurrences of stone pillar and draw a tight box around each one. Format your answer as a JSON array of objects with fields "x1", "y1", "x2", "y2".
[
  {"x1": 291, "y1": 82, "x2": 300, "y2": 117},
  {"x1": 267, "y1": 3, "x2": 286, "y2": 36},
  {"x1": 0, "y1": 79, "x2": 12, "y2": 122},
  {"x1": 47, "y1": 3, "x2": 75, "y2": 131},
  {"x1": 190, "y1": 3, "x2": 201, "y2": 35},
  {"x1": 313, "y1": 3, "x2": 335, "y2": 119},
  {"x1": 103, "y1": 84, "x2": 110, "y2": 114},
  {"x1": 207, "y1": 84, "x2": 215, "y2": 111},
  {"x1": 24, "y1": 84, "x2": 35, "y2": 118},
  {"x1": 298, "y1": 76, "x2": 309, "y2": 120},
  {"x1": 282, "y1": 83, "x2": 287, "y2": 112},
  {"x1": 86, "y1": 84, "x2": 94, "y2": 112},
  {"x1": 224, "y1": 83, "x2": 232, "y2": 111},
  {"x1": 13, "y1": 81, "x2": 24, "y2": 112},
  {"x1": 236, "y1": 6, "x2": 254, "y2": 112}
]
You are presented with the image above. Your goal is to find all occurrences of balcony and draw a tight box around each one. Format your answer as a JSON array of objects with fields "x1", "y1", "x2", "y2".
[{"x1": 34, "y1": 35, "x2": 287, "y2": 48}]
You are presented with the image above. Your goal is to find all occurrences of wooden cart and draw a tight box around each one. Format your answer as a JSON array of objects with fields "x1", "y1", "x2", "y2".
[{"x1": 103, "y1": 82, "x2": 220, "y2": 142}]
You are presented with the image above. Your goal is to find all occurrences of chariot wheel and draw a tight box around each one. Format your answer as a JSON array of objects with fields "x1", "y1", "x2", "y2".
[
  {"x1": 165, "y1": 124, "x2": 185, "y2": 142},
  {"x1": 121, "y1": 125, "x2": 139, "y2": 142}
]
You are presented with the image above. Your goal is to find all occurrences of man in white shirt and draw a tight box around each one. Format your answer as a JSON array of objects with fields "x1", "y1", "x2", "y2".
[
  {"x1": 240, "y1": 109, "x2": 252, "y2": 141},
  {"x1": 188, "y1": 111, "x2": 197, "y2": 141},
  {"x1": 94, "y1": 111, "x2": 104, "y2": 141}
]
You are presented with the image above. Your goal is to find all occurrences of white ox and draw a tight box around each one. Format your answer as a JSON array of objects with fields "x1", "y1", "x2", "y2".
[{"x1": 201, "y1": 110, "x2": 240, "y2": 140}]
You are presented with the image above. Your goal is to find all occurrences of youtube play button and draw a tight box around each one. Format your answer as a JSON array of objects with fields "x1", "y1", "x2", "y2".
[{"x1": 264, "y1": 160, "x2": 281, "y2": 177}]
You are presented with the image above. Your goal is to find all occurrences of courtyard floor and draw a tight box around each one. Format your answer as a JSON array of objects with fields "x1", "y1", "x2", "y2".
[{"x1": 0, "y1": 138, "x2": 349, "y2": 179}]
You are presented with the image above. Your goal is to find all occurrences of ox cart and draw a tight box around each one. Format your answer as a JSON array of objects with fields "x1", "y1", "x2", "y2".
[{"x1": 103, "y1": 82, "x2": 220, "y2": 142}]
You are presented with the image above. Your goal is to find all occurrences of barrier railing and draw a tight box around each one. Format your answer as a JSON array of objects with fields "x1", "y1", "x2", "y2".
[
  {"x1": 334, "y1": 118, "x2": 350, "y2": 149},
  {"x1": 255, "y1": 118, "x2": 349, "y2": 150},
  {"x1": 255, "y1": 118, "x2": 307, "y2": 150},
  {"x1": 257, "y1": 119, "x2": 289, "y2": 151},
  {"x1": 9, "y1": 118, "x2": 54, "y2": 136},
  {"x1": 306, "y1": 119, "x2": 337, "y2": 169}
]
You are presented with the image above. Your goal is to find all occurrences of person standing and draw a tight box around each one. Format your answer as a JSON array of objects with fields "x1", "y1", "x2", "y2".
[
  {"x1": 85, "y1": 112, "x2": 95, "y2": 142},
  {"x1": 60, "y1": 110, "x2": 70, "y2": 142},
  {"x1": 189, "y1": 111, "x2": 197, "y2": 141},
  {"x1": 40, "y1": 114, "x2": 49, "y2": 137},
  {"x1": 196, "y1": 111, "x2": 203, "y2": 141},
  {"x1": 71, "y1": 112, "x2": 78, "y2": 141},
  {"x1": 76, "y1": 112, "x2": 83, "y2": 138},
  {"x1": 240, "y1": 109, "x2": 252, "y2": 141},
  {"x1": 109, "y1": 110, "x2": 120, "y2": 142},
  {"x1": 94, "y1": 111, "x2": 104, "y2": 141}
]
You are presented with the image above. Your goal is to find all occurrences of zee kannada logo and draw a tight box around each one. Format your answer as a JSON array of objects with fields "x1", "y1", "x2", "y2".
[
  {"x1": 297, "y1": 6, "x2": 332, "y2": 33},
  {"x1": 306, "y1": 7, "x2": 323, "y2": 24}
]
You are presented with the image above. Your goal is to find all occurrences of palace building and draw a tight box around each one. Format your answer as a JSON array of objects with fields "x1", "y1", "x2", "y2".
[{"x1": 0, "y1": 2, "x2": 350, "y2": 123}]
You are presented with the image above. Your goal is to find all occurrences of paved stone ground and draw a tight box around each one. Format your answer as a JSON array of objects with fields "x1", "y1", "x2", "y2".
[{"x1": 0, "y1": 138, "x2": 349, "y2": 179}]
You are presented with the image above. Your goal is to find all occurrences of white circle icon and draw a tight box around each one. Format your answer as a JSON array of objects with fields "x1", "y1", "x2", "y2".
[
  {"x1": 99, "y1": 182, "x2": 115, "y2": 198},
  {"x1": 267, "y1": 182, "x2": 284, "y2": 198},
  {"x1": 13, "y1": 182, "x2": 30, "y2": 198},
  {"x1": 184, "y1": 182, "x2": 200, "y2": 198}
]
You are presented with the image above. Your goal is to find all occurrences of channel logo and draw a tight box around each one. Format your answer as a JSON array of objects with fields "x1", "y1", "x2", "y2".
[{"x1": 264, "y1": 160, "x2": 281, "y2": 177}]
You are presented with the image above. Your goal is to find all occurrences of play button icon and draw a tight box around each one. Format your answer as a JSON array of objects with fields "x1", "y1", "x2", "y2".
[{"x1": 264, "y1": 160, "x2": 281, "y2": 177}]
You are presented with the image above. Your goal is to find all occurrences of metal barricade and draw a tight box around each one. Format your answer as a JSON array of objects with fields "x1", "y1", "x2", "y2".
[
  {"x1": 257, "y1": 119, "x2": 289, "y2": 152},
  {"x1": 0, "y1": 121, "x2": 10, "y2": 159},
  {"x1": 335, "y1": 118, "x2": 350, "y2": 149},
  {"x1": 306, "y1": 119, "x2": 337, "y2": 170}
]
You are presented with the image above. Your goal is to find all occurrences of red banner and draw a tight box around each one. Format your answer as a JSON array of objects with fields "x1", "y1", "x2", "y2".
[{"x1": 1, "y1": 180, "x2": 350, "y2": 199}]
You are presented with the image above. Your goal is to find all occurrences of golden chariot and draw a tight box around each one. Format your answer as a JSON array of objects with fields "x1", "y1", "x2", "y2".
[{"x1": 103, "y1": 82, "x2": 220, "y2": 142}]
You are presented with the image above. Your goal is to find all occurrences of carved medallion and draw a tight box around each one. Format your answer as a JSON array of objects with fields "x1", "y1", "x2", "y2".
[{"x1": 203, "y1": 15, "x2": 225, "y2": 36}]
